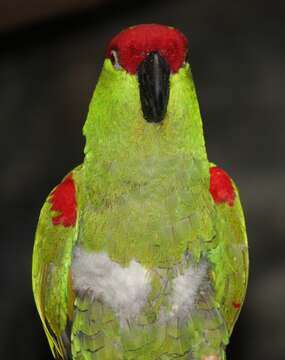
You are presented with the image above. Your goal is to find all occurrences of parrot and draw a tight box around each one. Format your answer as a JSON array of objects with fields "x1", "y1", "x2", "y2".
[{"x1": 32, "y1": 24, "x2": 248, "y2": 360}]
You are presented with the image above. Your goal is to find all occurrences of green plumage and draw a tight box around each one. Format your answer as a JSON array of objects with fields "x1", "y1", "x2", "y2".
[{"x1": 32, "y1": 44, "x2": 248, "y2": 360}]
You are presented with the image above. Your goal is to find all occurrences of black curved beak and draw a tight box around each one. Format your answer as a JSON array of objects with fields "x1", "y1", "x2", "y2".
[{"x1": 137, "y1": 52, "x2": 170, "y2": 123}]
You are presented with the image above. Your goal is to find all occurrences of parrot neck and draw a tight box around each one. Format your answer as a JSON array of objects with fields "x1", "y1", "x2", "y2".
[{"x1": 82, "y1": 61, "x2": 208, "y2": 197}]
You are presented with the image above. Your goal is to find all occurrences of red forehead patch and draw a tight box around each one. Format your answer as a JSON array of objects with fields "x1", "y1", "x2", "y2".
[{"x1": 107, "y1": 24, "x2": 188, "y2": 74}]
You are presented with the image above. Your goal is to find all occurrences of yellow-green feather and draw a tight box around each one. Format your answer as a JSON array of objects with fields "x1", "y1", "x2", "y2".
[
  {"x1": 32, "y1": 168, "x2": 81, "y2": 357},
  {"x1": 32, "y1": 57, "x2": 248, "y2": 360},
  {"x1": 80, "y1": 60, "x2": 211, "y2": 267},
  {"x1": 208, "y1": 167, "x2": 249, "y2": 335}
]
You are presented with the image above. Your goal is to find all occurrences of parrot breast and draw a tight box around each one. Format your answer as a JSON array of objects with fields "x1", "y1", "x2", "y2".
[
  {"x1": 71, "y1": 246, "x2": 209, "y2": 329},
  {"x1": 77, "y1": 153, "x2": 216, "y2": 268},
  {"x1": 71, "y1": 154, "x2": 216, "y2": 336}
]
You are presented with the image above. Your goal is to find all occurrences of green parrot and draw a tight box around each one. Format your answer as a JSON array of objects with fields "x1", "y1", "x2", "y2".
[{"x1": 32, "y1": 24, "x2": 248, "y2": 360}]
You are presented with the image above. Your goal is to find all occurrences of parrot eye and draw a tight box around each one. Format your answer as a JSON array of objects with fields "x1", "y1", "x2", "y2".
[
  {"x1": 185, "y1": 49, "x2": 190, "y2": 64},
  {"x1": 110, "y1": 50, "x2": 121, "y2": 70}
]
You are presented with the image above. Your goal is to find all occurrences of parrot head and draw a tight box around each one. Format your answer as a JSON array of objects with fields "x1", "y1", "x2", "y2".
[
  {"x1": 107, "y1": 24, "x2": 188, "y2": 124},
  {"x1": 83, "y1": 24, "x2": 207, "y2": 173}
]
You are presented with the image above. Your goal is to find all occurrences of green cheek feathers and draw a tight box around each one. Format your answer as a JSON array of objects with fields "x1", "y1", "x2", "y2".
[{"x1": 83, "y1": 60, "x2": 207, "y2": 167}]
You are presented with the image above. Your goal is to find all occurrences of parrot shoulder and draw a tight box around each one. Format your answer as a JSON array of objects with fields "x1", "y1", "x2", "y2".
[
  {"x1": 209, "y1": 165, "x2": 236, "y2": 207},
  {"x1": 208, "y1": 163, "x2": 249, "y2": 335},
  {"x1": 32, "y1": 166, "x2": 82, "y2": 359}
]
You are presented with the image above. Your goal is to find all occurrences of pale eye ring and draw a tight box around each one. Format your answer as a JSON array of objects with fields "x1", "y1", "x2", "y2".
[{"x1": 110, "y1": 49, "x2": 121, "y2": 70}]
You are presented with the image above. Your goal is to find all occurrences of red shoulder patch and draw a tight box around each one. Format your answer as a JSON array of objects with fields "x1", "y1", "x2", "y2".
[
  {"x1": 50, "y1": 174, "x2": 77, "y2": 227},
  {"x1": 209, "y1": 166, "x2": 235, "y2": 207}
]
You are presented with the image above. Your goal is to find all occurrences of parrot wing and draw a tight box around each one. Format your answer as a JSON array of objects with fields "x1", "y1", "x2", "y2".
[
  {"x1": 32, "y1": 167, "x2": 81, "y2": 359},
  {"x1": 208, "y1": 165, "x2": 249, "y2": 336}
]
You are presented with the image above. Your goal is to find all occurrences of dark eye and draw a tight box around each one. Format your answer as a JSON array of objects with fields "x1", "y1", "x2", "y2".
[
  {"x1": 185, "y1": 49, "x2": 190, "y2": 64},
  {"x1": 110, "y1": 50, "x2": 121, "y2": 70}
]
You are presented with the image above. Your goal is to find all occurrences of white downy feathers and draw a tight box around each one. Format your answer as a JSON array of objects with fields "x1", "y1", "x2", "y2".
[
  {"x1": 169, "y1": 260, "x2": 208, "y2": 320},
  {"x1": 72, "y1": 246, "x2": 208, "y2": 326},
  {"x1": 72, "y1": 247, "x2": 151, "y2": 326}
]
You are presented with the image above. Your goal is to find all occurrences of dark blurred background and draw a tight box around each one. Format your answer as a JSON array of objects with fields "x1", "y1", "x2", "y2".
[{"x1": 1, "y1": 0, "x2": 284, "y2": 359}]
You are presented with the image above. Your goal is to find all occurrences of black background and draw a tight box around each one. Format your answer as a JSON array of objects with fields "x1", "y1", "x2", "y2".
[{"x1": 1, "y1": 0, "x2": 284, "y2": 359}]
